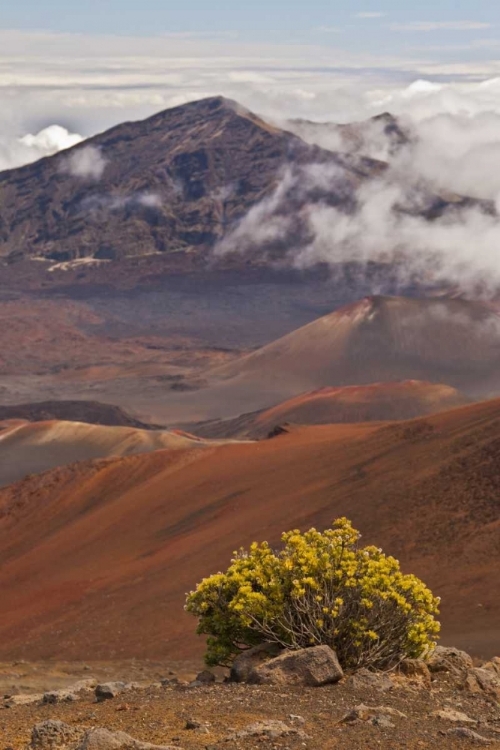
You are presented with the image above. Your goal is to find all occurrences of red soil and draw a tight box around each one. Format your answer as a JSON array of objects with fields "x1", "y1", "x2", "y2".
[{"x1": 0, "y1": 400, "x2": 499, "y2": 661}]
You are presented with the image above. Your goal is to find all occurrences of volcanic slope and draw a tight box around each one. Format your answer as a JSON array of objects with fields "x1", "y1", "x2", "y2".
[
  {"x1": 191, "y1": 380, "x2": 469, "y2": 439},
  {"x1": 0, "y1": 400, "x2": 158, "y2": 429},
  {"x1": 0, "y1": 398, "x2": 498, "y2": 661},
  {"x1": 0, "y1": 96, "x2": 384, "y2": 263},
  {"x1": 191, "y1": 295, "x2": 500, "y2": 420},
  {"x1": 0, "y1": 420, "x2": 216, "y2": 488}
]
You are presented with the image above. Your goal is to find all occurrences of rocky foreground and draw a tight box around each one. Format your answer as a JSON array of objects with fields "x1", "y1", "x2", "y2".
[{"x1": 1, "y1": 647, "x2": 500, "y2": 749}]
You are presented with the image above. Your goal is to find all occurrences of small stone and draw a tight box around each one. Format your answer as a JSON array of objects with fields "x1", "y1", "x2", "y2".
[
  {"x1": 43, "y1": 690, "x2": 79, "y2": 704},
  {"x1": 194, "y1": 670, "x2": 215, "y2": 684},
  {"x1": 432, "y1": 708, "x2": 477, "y2": 724},
  {"x1": 350, "y1": 668, "x2": 393, "y2": 692},
  {"x1": 94, "y1": 682, "x2": 139, "y2": 702},
  {"x1": 229, "y1": 720, "x2": 308, "y2": 741},
  {"x1": 340, "y1": 705, "x2": 407, "y2": 724},
  {"x1": 399, "y1": 659, "x2": 432, "y2": 686},
  {"x1": 447, "y1": 727, "x2": 492, "y2": 744}
]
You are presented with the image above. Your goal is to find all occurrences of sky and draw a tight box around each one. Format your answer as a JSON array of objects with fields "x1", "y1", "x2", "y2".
[{"x1": 3, "y1": 0, "x2": 500, "y2": 161}]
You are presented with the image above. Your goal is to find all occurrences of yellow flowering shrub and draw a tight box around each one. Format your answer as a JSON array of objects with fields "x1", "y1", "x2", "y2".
[{"x1": 185, "y1": 518, "x2": 440, "y2": 670}]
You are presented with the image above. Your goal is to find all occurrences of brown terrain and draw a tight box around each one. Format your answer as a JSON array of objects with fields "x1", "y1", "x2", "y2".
[
  {"x1": 2, "y1": 659, "x2": 500, "y2": 750},
  {"x1": 191, "y1": 380, "x2": 469, "y2": 439},
  {"x1": 0, "y1": 397, "x2": 499, "y2": 664}
]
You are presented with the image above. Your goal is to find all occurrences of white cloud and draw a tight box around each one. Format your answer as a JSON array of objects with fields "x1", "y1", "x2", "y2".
[
  {"x1": 389, "y1": 21, "x2": 493, "y2": 32},
  {"x1": 0, "y1": 125, "x2": 82, "y2": 171},
  {"x1": 63, "y1": 146, "x2": 107, "y2": 180}
]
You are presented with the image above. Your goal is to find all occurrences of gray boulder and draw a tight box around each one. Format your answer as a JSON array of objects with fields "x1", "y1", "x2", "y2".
[
  {"x1": 77, "y1": 728, "x2": 181, "y2": 750},
  {"x1": 30, "y1": 720, "x2": 83, "y2": 749},
  {"x1": 427, "y1": 646, "x2": 473, "y2": 674},
  {"x1": 230, "y1": 642, "x2": 283, "y2": 683},
  {"x1": 250, "y1": 645, "x2": 344, "y2": 686},
  {"x1": 465, "y1": 667, "x2": 500, "y2": 700},
  {"x1": 43, "y1": 690, "x2": 80, "y2": 704},
  {"x1": 94, "y1": 682, "x2": 139, "y2": 702}
]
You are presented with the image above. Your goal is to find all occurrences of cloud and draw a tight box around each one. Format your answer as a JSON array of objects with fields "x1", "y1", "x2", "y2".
[
  {"x1": 63, "y1": 146, "x2": 107, "y2": 180},
  {"x1": 0, "y1": 125, "x2": 82, "y2": 171},
  {"x1": 389, "y1": 21, "x2": 493, "y2": 32},
  {"x1": 216, "y1": 120, "x2": 500, "y2": 297},
  {"x1": 82, "y1": 191, "x2": 163, "y2": 212}
]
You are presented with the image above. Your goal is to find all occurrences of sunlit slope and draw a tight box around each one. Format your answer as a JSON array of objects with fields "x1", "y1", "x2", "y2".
[{"x1": 0, "y1": 398, "x2": 498, "y2": 661}]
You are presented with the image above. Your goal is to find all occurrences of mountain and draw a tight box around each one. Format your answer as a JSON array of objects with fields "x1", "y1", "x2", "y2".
[
  {"x1": 189, "y1": 380, "x2": 470, "y2": 439},
  {"x1": 0, "y1": 419, "x2": 217, "y2": 488},
  {"x1": 0, "y1": 400, "x2": 159, "y2": 429},
  {"x1": 0, "y1": 97, "x2": 384, "y2": 264},
  {"x1": 287, "y1": 112, "x2": 411, "y2": 161},
  {"x1": 199, "y1": 295, "x2": 500, "y2": 418},
  {"x1": 0, "y1": 398, "x2": 499, "y2": 661}
]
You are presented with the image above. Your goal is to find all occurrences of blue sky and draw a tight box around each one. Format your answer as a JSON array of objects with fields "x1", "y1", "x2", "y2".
[{"x1": 2, "y1": 0, "x2": 500, "y2": 49}]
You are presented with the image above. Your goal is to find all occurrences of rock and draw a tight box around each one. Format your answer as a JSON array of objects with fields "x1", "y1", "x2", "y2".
[
  {"x1": 428, "y1": 646, "x2": 473, "y2": 674},
  {"x1": 229, "y1": 720, "x2": 307, "y2": 740},
  {"x1": 94, "y1": 682, "x2": 139, "y2": 702},
  {"x1": 230, "y1": 642, "x2": 283, "y2": 683},
  {"x1": 350, "y1": 668, "x2": 393, "y2": 692},
  {"x1": 43, "y1": 690, "x2": 80, "y2": 704},
  {"x1": 72, "y1": 678, "x2": 98, "y2": 693},
  {"x1": 465, "y1": 668, "x2": 500, "y2": 700},
  {"x1": 340, "y1": 704, "x2": 407, "y2": 724},
  {"x1": 194, "y1": 670, "x2": 215, "y2": 684},
  {"x1": 184, "y1": 719, "x2": 209, "y2": 733},
  {"x1": 482, "y1": 658, "x2": 500, "y2": 677},
  {"x1": 250, "y1": 645, "x2": 344, "y2": 687},
  {"x1": 432, "y1": 708, "x2": 477, "y2": 724},
  {"x1": 30, "y1": 720, "x2": 83, "y2": 749},
  {"x1": 5, "y1": 693, "x2": 43, "y2": 707},
  {"x1": 77, "y1": 728, "x2": 181, "y2": 750},
  {"x1": 446, "y1": 727, "x2": 492, "y2": 744},
  {"x1": 399, "y1": 659, "x2": 432, "y2": 686}
]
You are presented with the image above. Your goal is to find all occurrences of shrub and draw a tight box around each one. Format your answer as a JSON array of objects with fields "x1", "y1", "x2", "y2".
[{"x1": 185, "y1": 518, "x2": 440, "y2": 670}]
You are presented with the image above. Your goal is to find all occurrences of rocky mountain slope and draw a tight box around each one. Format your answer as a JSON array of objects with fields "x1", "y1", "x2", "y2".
[
  {"x1": 0, "y1": 97, "x2": 384, "y2": 264},
  {"x1": 0, "y1": 398, "x2": 499, "y2": 661}
]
